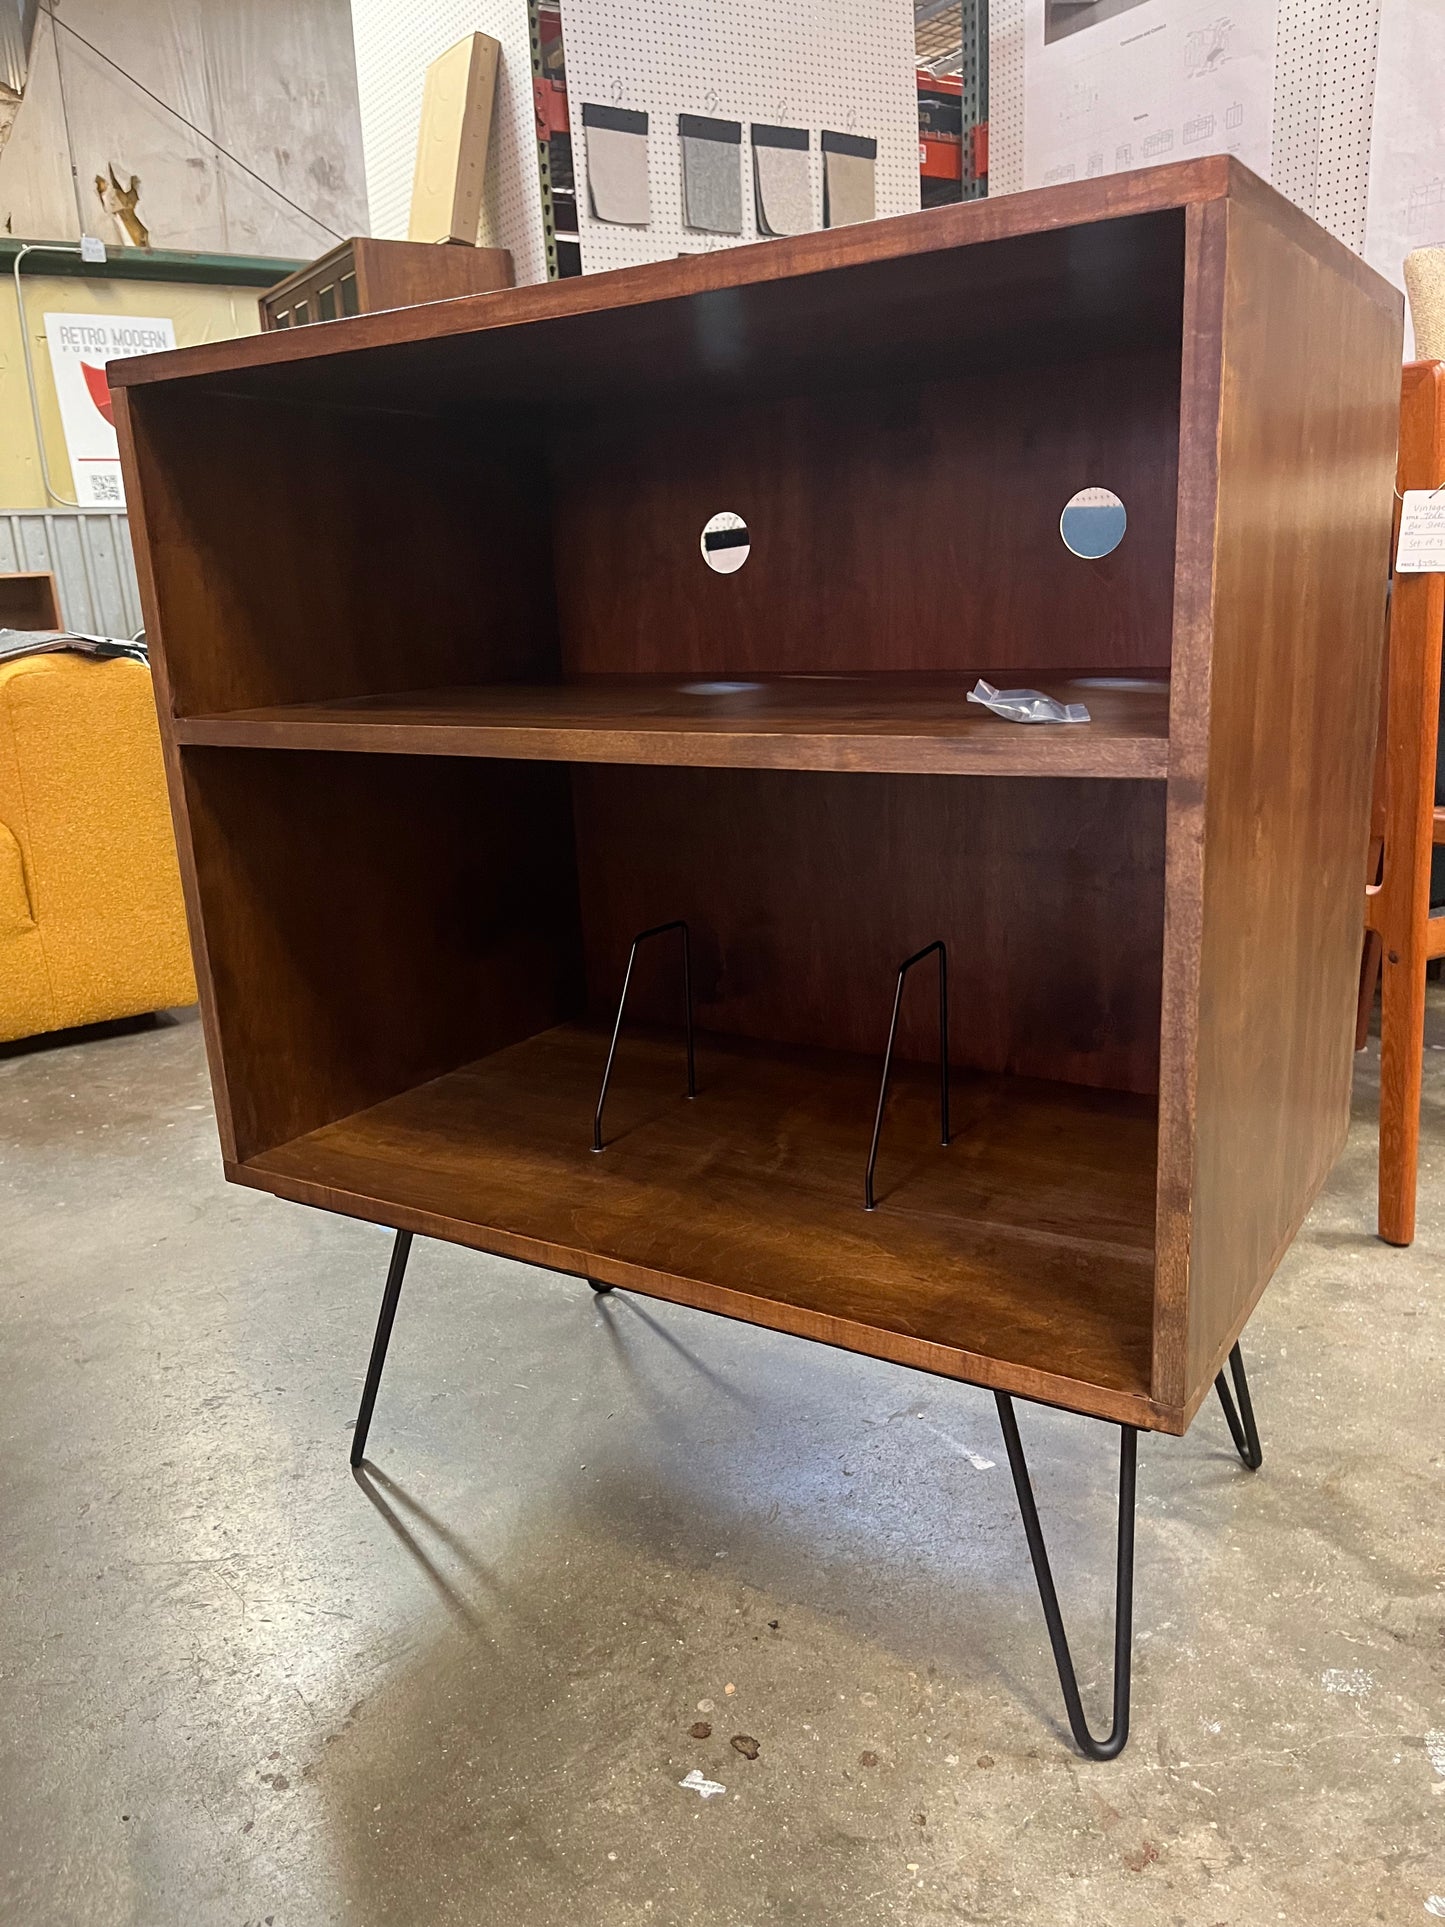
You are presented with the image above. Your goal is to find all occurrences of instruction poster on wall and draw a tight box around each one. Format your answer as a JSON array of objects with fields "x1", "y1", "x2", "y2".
[
  {"x1": 43, "y1": 314, "x2": 176, "y2": 507},
  {"x1": 1020, "y1": 0, "x2": 1275, "y2": 192}
]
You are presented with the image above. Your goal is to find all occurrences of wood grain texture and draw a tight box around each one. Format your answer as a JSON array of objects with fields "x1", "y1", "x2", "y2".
[
  {"x1": 259, "y1": 237, "x2": 514, "y2": 331},
  {"x1": 118, "y1": 390, "x2": 558, "y2": 716},
  {"x1": 1150, "y1": 198, "x2": 1227, "y2": 1411},
  {"x1": 552, "y1": 353, "x2": 1180, "y2": 677},
  {"x1": 1178, "y1": 192, "x2": 1401, "y2": 1395},
  {"x1": 178, "y1": 748, "x2": 582, "y2": 1162},
  {"x1": 573, "y1": 766, "x2": 1166, "y2": 1096},
  {"x1": 240, "y1": 1022, "x2": 1167, "y2": 1429},
  {"x1": 112, "y1": 384, "x2": 239, "y2": 1161},
  {"x1": 351, "y1": 238, "x2": 513, "y2": 312},
  {"x1": 1363, "y1": 362, "x2": 1445, "y2": 1245},
  {"x1": 174, "y1": 674, "x2": 1171, "y2": 778}
]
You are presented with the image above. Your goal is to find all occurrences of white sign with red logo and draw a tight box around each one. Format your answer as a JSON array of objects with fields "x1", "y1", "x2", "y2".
[{"x1": 43, "y1": 313, "x2": 176, "y2": 507}]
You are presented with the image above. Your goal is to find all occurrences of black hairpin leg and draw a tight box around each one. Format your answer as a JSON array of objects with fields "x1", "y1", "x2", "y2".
[
  {"x1": 350, "y1": 1230, "x2": 413, "y2": 1468},
  {"x1": 865, "y1": 939, "x2": 950, "y2": 1210},
  {"x1": 1214, "y1": 1343, "x2": 1262, "y2": 1469},
  {"x1": 995, "y1": 1392, "x2": 1136, "y2": 1761},
  {"x1": 594, "y1": 919, "x2": 696, "y2": 1153}
]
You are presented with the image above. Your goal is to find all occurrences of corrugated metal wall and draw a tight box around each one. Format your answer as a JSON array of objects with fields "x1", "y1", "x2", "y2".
[{"x1": 0, "y1": 510, "x2": 141, "y2": 637}]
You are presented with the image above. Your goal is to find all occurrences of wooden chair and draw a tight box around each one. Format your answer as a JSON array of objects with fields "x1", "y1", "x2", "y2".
[{"x1": 1359, "y1": 360, "x2": 1445, "y2": 1244}]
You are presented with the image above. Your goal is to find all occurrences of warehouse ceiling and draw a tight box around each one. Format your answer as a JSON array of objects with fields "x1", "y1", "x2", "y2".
[{"x1": 915, "y1": 0, "x2": 964, "y2": 77}]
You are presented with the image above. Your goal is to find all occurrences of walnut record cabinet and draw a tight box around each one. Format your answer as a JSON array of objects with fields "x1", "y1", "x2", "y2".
[{"x1": 113, "y1": 157, "x2": 1402, "y2": 1758}]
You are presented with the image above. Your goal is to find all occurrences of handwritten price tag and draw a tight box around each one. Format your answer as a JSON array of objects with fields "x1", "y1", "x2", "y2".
[{"x1": 1396, "y1": 490, "x2": 1445, "y2": 572}]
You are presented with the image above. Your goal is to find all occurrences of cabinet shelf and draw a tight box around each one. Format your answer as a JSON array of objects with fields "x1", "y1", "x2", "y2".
[
  {"x1": 175, "y1": 674, "x2": 1171, "y2": 778},
  {"x1": 238, "y1": 1022, "x2": 1162, "y2": 1425}
]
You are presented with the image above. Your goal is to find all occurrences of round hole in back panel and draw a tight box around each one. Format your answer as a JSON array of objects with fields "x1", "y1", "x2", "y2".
[
  {"x1": 1060, "y1": 488, "x2": 1127, "y2": 559},
  {"x1": 700, "y1": 511, "x2": 750, "y2": 573}
]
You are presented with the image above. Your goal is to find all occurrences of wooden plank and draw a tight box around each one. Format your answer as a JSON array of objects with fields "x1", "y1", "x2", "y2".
[
  {"x1": 1372, "y1": 363, "x2": 1445, "y2": 1243},
  {"x1": 241, "y1": 1022, "x2": 1172, "y2": 1430},
  {"x1": 1151, "y1": 198, "x2": 1227, "y2": 1411},
  {"x1": 112, "y1": 384, "x2": 241, "y2": 1158},
  {"x1": 1182, "y1": 192, "x2": 1402, "y2": 1388},
  {"x1": 174, "y1": 674, "x2": 1171, "y2": 778}
]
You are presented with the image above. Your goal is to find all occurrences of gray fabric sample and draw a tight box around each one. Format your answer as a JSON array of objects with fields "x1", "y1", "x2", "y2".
[
  {"x1": 583, "y1": 103, "x2": 650, "y2": 225},
  {"x1": 679, "y1": 114, "x2": 741, "y2": 234},
  {"x1": 751, "y1": 123, "x2": 811, "y2": 237},
  {"x1": 822, "y1": 131, "x2": 877, "y2": 228}
]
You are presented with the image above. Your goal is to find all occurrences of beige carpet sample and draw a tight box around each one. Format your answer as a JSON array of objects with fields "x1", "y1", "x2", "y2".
[
  {"x1": 822, "y1": 130, "x2": 876, "y2": 228},
  {"x1": 583, "y1": 103, "x2": 650, "y2": 225}
]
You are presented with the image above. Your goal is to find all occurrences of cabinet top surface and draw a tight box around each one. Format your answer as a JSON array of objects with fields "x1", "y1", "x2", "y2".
[{"x1": 111, "y1": 156, "x2": 1394, "y2": 401}]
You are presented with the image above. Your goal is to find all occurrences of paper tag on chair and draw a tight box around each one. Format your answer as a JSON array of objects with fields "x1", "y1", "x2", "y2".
[{"x1": 1396, "y1": 490, "x2": 1445, "y2": 572}]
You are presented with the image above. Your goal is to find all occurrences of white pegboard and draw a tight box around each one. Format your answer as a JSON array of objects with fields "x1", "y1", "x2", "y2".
[
  {"x1": 987, "y1": 0, "x2": 1382, "y2": 250},
  {"x1": 350, "y1": 0, "x2": 549, "y2": 284},
  {"x1": 987, "y1": 0, "x2": 1027, "y2": 197},
  {"x1": 560, "y1": 0, "x2": 920, "y2": 275},
  {"x1": 1272, "y1": 0, "x2": 1380, "y2": 250}
]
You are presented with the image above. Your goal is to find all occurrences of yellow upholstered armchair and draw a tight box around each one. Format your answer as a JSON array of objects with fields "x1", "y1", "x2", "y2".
[{"x1": 0, "y1": 648, "x2": 196, "y2": 1043}]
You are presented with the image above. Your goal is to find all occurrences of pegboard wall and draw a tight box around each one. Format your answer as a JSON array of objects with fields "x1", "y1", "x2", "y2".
[
  {"x1": 1272, "y1": 0, "x2": 1380, "y2": 248},
  {"x1": 986, "y1": 0, "x2": 1026, "y2": 198},
  {"x1": 350, "y1": 0, "x2": 550, "y2": 284},
  {"x1": 987, "y1": 0, "x2": 1382, "y2": 249},
  {"x1": 560, "y1": 0, "x2": 921, "y2": 275}
]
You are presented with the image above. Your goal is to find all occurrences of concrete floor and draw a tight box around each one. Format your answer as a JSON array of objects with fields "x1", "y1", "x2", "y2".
[{"x1": 1, "y1": 1005, "x2": 1443, "y2": 1927}]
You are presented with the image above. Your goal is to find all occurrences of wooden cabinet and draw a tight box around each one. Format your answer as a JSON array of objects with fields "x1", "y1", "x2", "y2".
[
  {"x1": 258, "y1": 236, "x2": 513, "y2": 330},
  {"x1": 114, "y1": 157, "x2": 1401, "y2": 1442},
  {"x1": 0, "y1": 571, "x2": 61, "y2": 630}
]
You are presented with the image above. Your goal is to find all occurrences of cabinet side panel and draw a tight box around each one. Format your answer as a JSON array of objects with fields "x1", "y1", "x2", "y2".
[
  {"x1": 180, "y1": 750, "x2": 583, "y2": 1163},
  {"x1": 119, "y1": 387, "x2": 558, "y2": 715},
  {"x1": 113, "y1": 386, "x2": 241, "y2": 1158},
  {"x1": 1151, "y1": 200, "x2": 1226, "y2": 1414},
  {"x1": 1185, "y1": 198, "x2": 1401, "y2": 1396}
]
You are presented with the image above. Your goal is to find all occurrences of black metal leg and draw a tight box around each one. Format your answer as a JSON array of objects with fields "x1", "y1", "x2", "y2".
[
  {"x1": 588, "y1": 1279, "x2": 613, "y2": 1294},
  {"x1": 1214, "y1": 1343, "x2": 1262, "y2": 1469},
  {"x1": 350, "y1": 1230, "x2": 413, "y2": 1469},
  {"x1": 994, "y1": 1392, "x2": 1136, "y2": 1761}
]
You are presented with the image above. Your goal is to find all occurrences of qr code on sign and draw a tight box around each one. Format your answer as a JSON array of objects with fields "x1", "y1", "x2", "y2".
[{"x1": 91, "y1": 473, "x2": 122, "y2": 504}]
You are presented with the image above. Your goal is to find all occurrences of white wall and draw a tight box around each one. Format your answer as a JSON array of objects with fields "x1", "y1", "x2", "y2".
[
  {"x1": 989, "y1": 0, "x2": 1384, "y2": 256},
  {"x1": 0, "y1": 0, "x2": 366, "y2": 256}
]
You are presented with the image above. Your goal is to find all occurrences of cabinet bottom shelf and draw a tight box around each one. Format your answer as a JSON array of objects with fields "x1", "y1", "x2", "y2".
[{"x1": 238, "y1": 1023, "x2": 1168, "y2": 1428}]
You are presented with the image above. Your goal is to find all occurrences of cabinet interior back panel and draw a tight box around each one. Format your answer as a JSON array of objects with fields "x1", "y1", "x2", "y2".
[{"x1": 551, "y1": 346, "x2": 1182, "y2": 676}]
